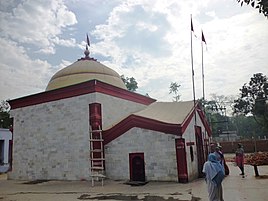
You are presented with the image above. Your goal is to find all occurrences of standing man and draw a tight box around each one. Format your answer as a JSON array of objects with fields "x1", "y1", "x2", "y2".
[{"x1": 235, "y1": 143, "x2": 245, "y2": 176}]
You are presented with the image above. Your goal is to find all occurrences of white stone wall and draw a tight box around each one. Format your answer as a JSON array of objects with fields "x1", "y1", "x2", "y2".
[
  {"x1": 105, "y1": 128, "x2": 178, "y2": 181},
  {"x1": 95, "y1": 93, "x2": 148, "y2": 129},
  {"x1": 8, "y1": 92, "x2": 148, "y2": 180},
  {"x1": 9, "y1": 94, "x2": 97, "y2": 180},
  {"x1": 182, "y1": 111, "x2": 209, "y2": 181}
]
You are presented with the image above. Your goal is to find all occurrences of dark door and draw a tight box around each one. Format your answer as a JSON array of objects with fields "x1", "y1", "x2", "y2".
[{"x1": 129, "y1": 153, "x2": 145, "y2": 182}]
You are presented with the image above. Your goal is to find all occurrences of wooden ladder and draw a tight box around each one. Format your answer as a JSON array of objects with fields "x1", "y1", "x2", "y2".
[{"x1": 89, "y1": 126, "x2": 105, "y2": 186}]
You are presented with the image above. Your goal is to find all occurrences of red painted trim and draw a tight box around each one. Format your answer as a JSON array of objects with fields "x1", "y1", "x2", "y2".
[
  {"x1": 103, "y1": 102, "x2": 212, "y2": 145},
  {"x1": 89, "y1": 103, "x2": 102, "y2": 129},
  {"x1": 186, "y1": 142, "x2": 195, "y2": 146},
  {"x1": 175, "y1": 138, "x2": 188, "y2": 183},
  {"x1": 180, "y1": 102, "x2": 212, "y2": 137},
  {"x1": 8, "y1": 80, "x2": 156, "y2": 109},
  {"x1": 197, "y1": 107, "x2": 212, "y2": 136},
  {"x1": 103, "y1": 115, "x2": 182, "y2": 145}
]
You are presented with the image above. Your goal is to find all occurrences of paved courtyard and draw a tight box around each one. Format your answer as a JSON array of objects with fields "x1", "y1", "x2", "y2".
[{"x1": 0, "y1": 161, "x2": 268, "y2": 201}]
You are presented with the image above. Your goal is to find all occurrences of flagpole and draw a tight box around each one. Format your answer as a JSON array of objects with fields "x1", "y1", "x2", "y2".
[
  {"x1": 191, "y1": 15, "x2": 197, "y2": 125},
  {"x1": 201, "y1": 32, "x2": 205, "y2": 100}
]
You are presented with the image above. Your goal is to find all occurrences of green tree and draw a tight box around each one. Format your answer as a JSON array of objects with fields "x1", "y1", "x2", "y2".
[
  {"x1": 230, "y1": 115, "x2": 267, "y2": 139},
  {"x1": 201, "y1": 99, "x2": 228, "y2": 137},
  {"x1": 169, "y1": 82, "x2": 181, "y2": 102},
  {"x1": 0, "y1": 100, "x2": 12, "y2": 129},
  {"x1": 233, "y1": 73, "x2": 268, "y2": 129},
  {"x1": 237, "y1": 0, "x2": 268, "y2": 18},
  {"x1": 121, "y1": 75, "x2": 138, "y2": 92},
  {"x1": 200, "y1": 94, "x2": 236, "y2": 137}
]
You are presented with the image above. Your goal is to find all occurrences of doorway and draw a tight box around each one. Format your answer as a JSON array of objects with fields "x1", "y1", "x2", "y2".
[{"x1": 129, "y1": 153, "x2": 145, "y2": 182}]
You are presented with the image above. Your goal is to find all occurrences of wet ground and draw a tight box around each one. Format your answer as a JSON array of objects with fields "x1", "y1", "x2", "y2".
[
  {"x1": 77, "y1": 193, "x2": 201, "y2": 201},
  {"x1": 0, "y1": 160, "x2": 268, "y2": 201}
]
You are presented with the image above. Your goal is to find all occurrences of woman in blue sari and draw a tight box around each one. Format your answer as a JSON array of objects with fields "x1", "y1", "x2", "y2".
[{"x1": 202, "y1": 153, "x2": 225, "y2": 201}]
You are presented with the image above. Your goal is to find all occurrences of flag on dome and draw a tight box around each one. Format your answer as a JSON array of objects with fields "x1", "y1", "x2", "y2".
[{"x1": 86, "y1": 34, "x2": 90, "y2": 46}]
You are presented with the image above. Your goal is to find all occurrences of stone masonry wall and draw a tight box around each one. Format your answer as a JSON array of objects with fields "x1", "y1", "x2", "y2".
[
  {"x1": 9, "y1": 94, "x2": 96, "y2": 180},
  {"x1": 96, "y1": 93, "x2": 148, "y2": 129},
  {"x1": 8, "y1": 92, "x2": 148, "y2": 180},
  {"x1": 105, "y1": 128, "x2": 178, "y2": 181},
  {"x1": 181, "y1": 112, "x2": 210, "y2": 181}
]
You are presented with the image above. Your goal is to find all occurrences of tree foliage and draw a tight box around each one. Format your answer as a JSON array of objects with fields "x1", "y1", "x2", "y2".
[
  {"x1": 233, "y1": 73, "x2": 268, "y2": 129},
  {"x1": 121, "y1": 75, "x2": 138, "y2": 92},
  {"x1": 200, "y1": 92, "x2": 268, "y2": 138},
  {"x1": 169, "y1": 82, "x2": 181, "y2": 102},
  {"x1": 0, "y1": 100, "x2": 12, "y2": 129},
  {"x1": 237, "y1": 0, "x2": 268, "y2": 18},
  {"x1": 200, "y1": 95, "x2": 232, "y2": 137},
  {"x1": 229, "y1": 115, "x2": 267, "y2": 139}
]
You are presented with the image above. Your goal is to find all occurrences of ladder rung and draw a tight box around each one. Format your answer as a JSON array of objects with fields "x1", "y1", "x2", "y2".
[
  {"x1": 90, "y1": 149, "x2": 103, "y2": 152},
  {"x1": 91, "y1": 174, "x2": 106, "y2": 178},
  {"x1": 91, "y1": 166, "x2": 104, "y2": 170},
  {"x1": 89, "y1": 139, "x2": 104, "y2": 142},
  {"x1": 90, "y1": 129, "x2": 102, "y2": 132}
]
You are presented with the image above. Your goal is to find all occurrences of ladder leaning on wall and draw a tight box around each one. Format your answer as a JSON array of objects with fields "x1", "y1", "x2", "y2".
[{"x1": 89, "y1": 125, "x2": 106, "y2": 186}]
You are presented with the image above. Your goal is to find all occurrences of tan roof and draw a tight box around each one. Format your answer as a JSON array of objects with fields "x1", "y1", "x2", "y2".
[
  {"x1": 46, "y1": 59, "x2": 126, "y2": 91},
  {"x1": 134, "y1": 101, "x2": 195, "y2": 124}
]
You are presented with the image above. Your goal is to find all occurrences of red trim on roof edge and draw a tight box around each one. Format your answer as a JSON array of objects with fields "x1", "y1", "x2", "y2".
[
  {"x1": 103, "y1": 102, "x2": 212, "y2": 145},
  {"x1": 180, "y1": 102, "x2": 212, "y2": 137},
  {"x1": 197, "y1": 106, "x2": 212, "y2": 136},
  {"x1": 103, "y1": 115, "x2": 182, "y2": 145},
  {"x1": 8, "y1": 80, "x2": 156, "y2": 109}
]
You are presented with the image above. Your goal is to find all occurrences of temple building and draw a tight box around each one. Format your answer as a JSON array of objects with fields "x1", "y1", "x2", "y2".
[{"x1": 8, "y1": 45, "x2": 211, "y2": 183}]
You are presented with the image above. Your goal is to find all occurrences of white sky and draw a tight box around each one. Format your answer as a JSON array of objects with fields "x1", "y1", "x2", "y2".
[{"x1": 0, "y1": 0, "x2": 267, "y2": 103}]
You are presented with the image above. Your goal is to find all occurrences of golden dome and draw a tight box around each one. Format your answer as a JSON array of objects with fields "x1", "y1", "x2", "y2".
[{"x1": 46, "y1": 58, "x2": 127, "y2": 91}]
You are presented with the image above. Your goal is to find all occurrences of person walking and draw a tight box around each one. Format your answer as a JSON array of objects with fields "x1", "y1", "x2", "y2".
[
  {"x1": 203, "y1": 153, "x2": 225, "y2": 201},
  {"x1": 235, "y1": 143, "x2": 245, "y2": 176}
]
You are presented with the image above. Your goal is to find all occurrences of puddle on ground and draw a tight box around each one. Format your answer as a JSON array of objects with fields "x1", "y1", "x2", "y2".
[
  {"x1": 22, "y1": 180, "x2": 49, "y2": 184},
  {"x1": 78, "y1": 193, "x2": 201, "y2": 201}
]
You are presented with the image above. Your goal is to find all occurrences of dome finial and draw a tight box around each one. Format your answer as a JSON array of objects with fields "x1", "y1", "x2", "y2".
[
  {"x1": 78, "y1": 34, "x2": 96, "y2": 61},
  {"x1": 84, "y1": 45, "x2": 90, "y2": 57},
  {"x1": 84, "y1": 34, "x2": 90, "y2": 58}
]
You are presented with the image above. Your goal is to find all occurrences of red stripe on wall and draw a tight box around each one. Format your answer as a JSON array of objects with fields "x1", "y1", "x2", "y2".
[{"x1": 186, "y1": 142, "x2": 195, "y2": 146}]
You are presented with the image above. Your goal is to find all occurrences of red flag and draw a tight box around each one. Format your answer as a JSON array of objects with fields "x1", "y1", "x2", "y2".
[
  {"x1": 86, "y1": 34, "x2": 90, "y2": 46},
  {"x1": 201, "y1": 31, "x2": 206, "y2": 44},
  {"x1": 191, "y1": 17, "x2": 197, "y2": 37},
  {"x1": 191, "y1": 18, "x2": 194, "y2": 32}
]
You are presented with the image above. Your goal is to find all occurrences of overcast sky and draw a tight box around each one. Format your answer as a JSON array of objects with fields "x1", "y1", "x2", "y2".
[{"x1": 0, "y1": 0, "x2": 267, "y2": 103}]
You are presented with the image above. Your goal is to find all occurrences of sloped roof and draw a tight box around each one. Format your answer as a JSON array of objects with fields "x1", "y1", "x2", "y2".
[
  {"x1": 103, "y1": 100, "x2": 212, "y2": 145},
  {"x1": 133, "y1": 101, "x2": 195, "y2": 124}
]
